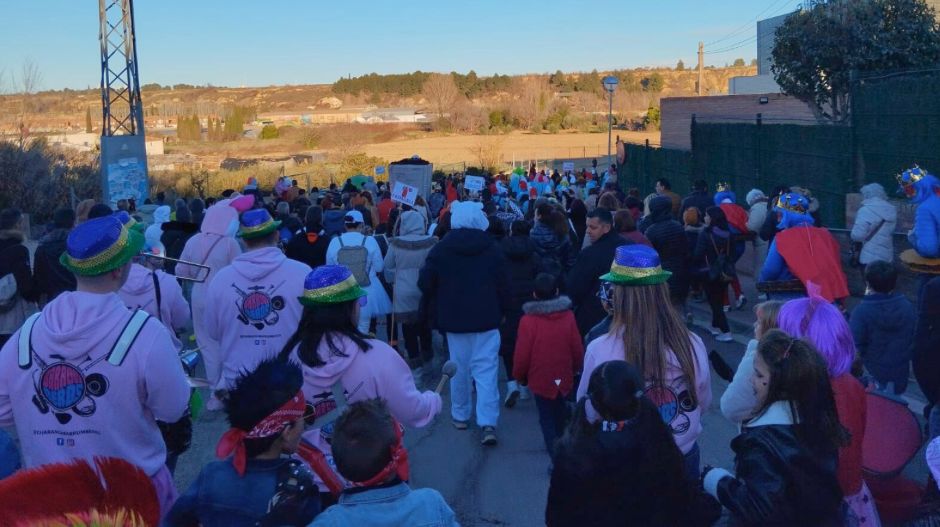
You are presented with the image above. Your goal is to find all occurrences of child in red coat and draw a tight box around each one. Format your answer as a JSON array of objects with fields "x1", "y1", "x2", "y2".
[{"x1": 513, "y1": 273, "x2": 584, "y2": 458}]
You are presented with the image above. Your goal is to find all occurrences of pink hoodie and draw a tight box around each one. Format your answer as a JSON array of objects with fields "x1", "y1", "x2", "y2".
[
  {"x1": 0, "y1": 291, "x2": 190, "y2": 476},
  {"x1": 576, "y1": 330, "x2": 711, "y2": 455},
  {"x1": 203, "y1": 246, "x2": 311, "y2": 389},
  {"x1": 178, "y1": 199, "x2": 242, "y2": 384},
  {"x1": 118, "y1": 263, "x2": 190, "y2": 349},
  {"x1": 289, "y1": 335, "x2": 442, "y2": 491}
]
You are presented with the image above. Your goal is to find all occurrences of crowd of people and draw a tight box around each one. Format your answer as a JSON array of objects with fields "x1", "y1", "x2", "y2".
[{"x1": 0, "y1": 160, "x2": 937, "y2": 526}]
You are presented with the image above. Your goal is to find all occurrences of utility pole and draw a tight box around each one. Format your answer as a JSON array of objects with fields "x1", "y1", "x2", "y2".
[{"x1": 697, "y1": 41, "x2": 704, "y2": 96}]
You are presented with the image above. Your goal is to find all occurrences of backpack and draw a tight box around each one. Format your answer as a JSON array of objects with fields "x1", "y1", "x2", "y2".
[
  {"x1": 707, "y1": 234, "x2": 737, "y2": 283},
  {"x1": 323, "y1": 210, "x2": 346, "y2": 238},
  {"x1": 336, "y1": 236, "x2": 371, "y2": 286},
  {"x1": 0, "y1": 274, "x2": 18, "y2": 313}
]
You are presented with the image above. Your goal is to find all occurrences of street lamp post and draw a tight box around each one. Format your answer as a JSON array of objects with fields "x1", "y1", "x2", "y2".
[{"x1": 602, "y1": 76, "x2": 619, "y2": 169}]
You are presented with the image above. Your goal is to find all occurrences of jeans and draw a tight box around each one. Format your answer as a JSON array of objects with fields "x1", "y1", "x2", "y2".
[
  {"x1": 704, "y1": 281, "x2": 730, "y2": 333},
  {"x1": 402, "y1": 320, "x2": 433, "y2": 364},
  {"x1": 0, "y1": 428, "x2": 20, "y2": 480},
  {"x1": 535, "y1": 394, "x2": 569, "y2": 457},
  {"x1": 930, "y1": 405, "x2": 940, "y2": 441},
  {"x1": 683, "y1": 442, "x2": 701, "y2": 483},
  {"x1": 447, "y1": 330, "x2": 501, "y2": 428}
]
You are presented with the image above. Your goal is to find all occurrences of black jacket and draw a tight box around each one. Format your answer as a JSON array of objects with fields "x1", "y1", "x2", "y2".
[
  {"x1": 161, "y1": 221, "x2": 199, "y2": 274},
  {"x1": 693, "y1": 226, "x2": 736, "y2": 282},
  {"x1": 0, "y1": 230, "x2": 37, "y2": 305},
  {"x1": 285, "y1": 230, "x2": 330, "y2": 270},
  {"x1": 547, "y1": 404, "x2": 720, "y2": 527},
  {"x1": 565, "y1": 230, "x2": 627, "y2": 336},
  {"x1": 530, "y1": 221, "x2": 576, "y2": 278},
  {"x1": 33, "y1": 228, "x2": 75, "y2": 302},
  {"x1": 715, "y1": 423, "x2": 843, "y2": 526},
  {"x1": 499, "y1": 235, "x2": 542, "y2": 353},
  {"x1": 681, "y1": 190, "x2": 713, "y2": 218},
  {"x1": 643, "y1": 197, "x2": 691, "y2": 300},
  {"x1": 419, "y1": 228, "x2": 509, "y2": 333},
  {"x1": 914, "y1": 276, "x2": 940, "y2": 405}
]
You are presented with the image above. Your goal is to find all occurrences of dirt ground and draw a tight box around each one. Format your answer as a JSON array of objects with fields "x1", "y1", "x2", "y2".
[{"x1": 363, "y1": 130, "x2": 660, "y2": 167}]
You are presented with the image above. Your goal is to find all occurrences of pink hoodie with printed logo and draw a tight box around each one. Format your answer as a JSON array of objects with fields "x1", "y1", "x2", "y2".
[
  {"x1": 0, "y1": 291, "x2": 190, "y2": 476},
  {"x1": 203, "y1": 246, "x2": 311, "y2": 390},
  {"x1": 576, "y1": 330, "x2": 711, "y2": 455},
  {"x1": 288, "y1": 334, "x2": 442, "y2": 491},
  {"x1": 178, "y1": 199, "x2": 242, "y2": 384},
  {"x1": 118, "y1": 263, "x2": 191, "y2": 349}
]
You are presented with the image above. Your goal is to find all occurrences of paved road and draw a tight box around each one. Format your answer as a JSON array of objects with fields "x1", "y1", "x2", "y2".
[
  {"x1": 170, "y1": 325, "x2": 748, "y2": 526},
  {"x1": 172, "y1": 299, "x2": 933, "y2": 527}
]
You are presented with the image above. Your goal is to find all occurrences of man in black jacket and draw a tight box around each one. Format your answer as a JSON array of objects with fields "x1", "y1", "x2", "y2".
[
  {"x1": 33, "y1": 208, "x2": 77, "y2": 304},
  {"x1": 680, "y1": 180, "x2": 713, "y2": 218},
  {"x1": 914, "y1": 276, "x2": 940, "y2": 431},
  {"x1": 566, "y1": 208, "x2": 628, "y2": 336},
  {"x1": 419, "y1": 201, "x2": 509, "y2": 446},
  {"x1": 643, "y1": 196, "x2": 691, "y2": 312}
]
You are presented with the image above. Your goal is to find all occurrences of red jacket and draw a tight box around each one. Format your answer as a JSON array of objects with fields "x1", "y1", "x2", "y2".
[
  {"x1": 513, "y1": 296, "x2": 584, "y2": 399},
  {"x1": 377, "y1": 198, "x2": 396, "y2": 225},
  {"x1": 832, "y1": 374, "x2": 866, "y2": 496}
]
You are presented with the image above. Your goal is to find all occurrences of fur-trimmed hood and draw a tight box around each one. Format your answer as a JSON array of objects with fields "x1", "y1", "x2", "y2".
[
  {"x1": 522, "y1": 295, "x2": 572, "y2": 315},
  {"x1": 389, "y1": 236, "x2": 437, "y2": 250}
]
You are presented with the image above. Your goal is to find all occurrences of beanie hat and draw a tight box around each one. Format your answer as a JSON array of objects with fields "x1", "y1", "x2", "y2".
[{"x1": 745, "y1": 189, "x2": 766, "y2": 206}]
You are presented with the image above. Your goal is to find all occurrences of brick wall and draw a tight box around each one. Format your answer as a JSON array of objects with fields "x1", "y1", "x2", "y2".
[{"x1": 661, "y1": 94, "x2": 819, "y2": 151}]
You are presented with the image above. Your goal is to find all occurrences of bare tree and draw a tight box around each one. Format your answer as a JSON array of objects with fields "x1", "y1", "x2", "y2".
[
  {"x1": 450, "y1": 100, "x2": 486, "y2": 133},
  {"x1": 468, "y1": 136, "x2": 505, "y2": 173},
  {"x1": 423, "y1": 73, "x2": 460, "y2": 124},
  {"x1": 509, "y1": 76, "x2": 551, "y2": 131},
  {"x1": 14, "y1": 59, "x2": 43, "y2": 145}
]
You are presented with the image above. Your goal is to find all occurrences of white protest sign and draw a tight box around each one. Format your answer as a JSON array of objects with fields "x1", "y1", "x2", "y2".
[
  {"x1": 391, "y1": 181, "x2": 418, "y2": 206},
  {"x1": 562, "y1": 161, "x2": 575, "y2": 172},
  {"x1": 464, "y1": 175, "x2": 485, "y2": 192}
]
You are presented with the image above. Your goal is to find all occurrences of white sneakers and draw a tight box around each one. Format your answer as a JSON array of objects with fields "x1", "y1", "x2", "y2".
[
  {"x1": 716, "y1": 333, "x2": 734, "y2": 343},
  {"x1": 504, "y1": 381, "x2": 521, "y2": 408}
]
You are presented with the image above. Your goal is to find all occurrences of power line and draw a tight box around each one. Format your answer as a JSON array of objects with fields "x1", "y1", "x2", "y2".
[
  {"x1": 704, "y1": 35, "x2": 759, "y2": 55},
  {"x1": 702, "y1": 0, "x2": 793, "y2": 47}
]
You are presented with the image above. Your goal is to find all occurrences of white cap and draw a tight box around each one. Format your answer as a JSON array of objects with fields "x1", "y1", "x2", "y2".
[{"x1": 344, "y1": 210, "x2": 364, "y2": 224}]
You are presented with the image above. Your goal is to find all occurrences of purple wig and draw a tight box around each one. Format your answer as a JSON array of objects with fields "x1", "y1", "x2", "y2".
[{"x1": 777, "y1": 283, "x2": 855, "y2": 377}]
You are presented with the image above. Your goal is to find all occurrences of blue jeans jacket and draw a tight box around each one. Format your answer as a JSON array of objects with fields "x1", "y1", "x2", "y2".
[
  {"x1": 0, "y1": 429, "x2": 20, "y2": 480},
  {"x1": 164, "y1": 457, "x2": 320, "y2": 527},
  {"x1": 311, "y1": 480, "x2": 459, "y2": 527}
]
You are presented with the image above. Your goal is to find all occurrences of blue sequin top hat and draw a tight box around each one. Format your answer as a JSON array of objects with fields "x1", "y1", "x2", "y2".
[
  {"x1": 299, "y1": 265, "x2": 366, "y2": 306},
  {"x1": 112, "y1": 210, "x2": 145, "y2": 234},
  {"x1": 237, "y1": 209, "x2": 281, "y2": 240},
  {"x1": 60, "y1": 216, "x2": 145, "y2": 276},
  {"x1": 600, "y1": 244, "x2": 672, "y2": 286}
]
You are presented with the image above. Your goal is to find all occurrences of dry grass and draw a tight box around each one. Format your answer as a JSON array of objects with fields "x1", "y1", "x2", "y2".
[{"x1": 362, "y1": 130, "x2": 660, "y2": 166}]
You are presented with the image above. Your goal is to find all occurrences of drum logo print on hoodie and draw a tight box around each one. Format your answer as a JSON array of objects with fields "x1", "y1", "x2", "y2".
[
  {"x1": 645, "y1": 375, "x2": 696, "y2": 436},
  {"x1": 29, "y1": 352, "x2": 110, "y2": 425},
  {"x1": 231, "y1": 281, "x2": 286, "y2": 330}
]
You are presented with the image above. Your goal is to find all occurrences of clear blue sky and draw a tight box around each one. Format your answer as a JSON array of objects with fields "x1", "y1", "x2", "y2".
[{"x1": 1, "y1": 0, "x2": 801, "y2": 91}]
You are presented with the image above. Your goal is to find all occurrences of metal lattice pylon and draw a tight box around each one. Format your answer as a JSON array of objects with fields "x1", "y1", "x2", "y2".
[{"x1": 98, "y1": 0, "x2": 144, "y2": 137}]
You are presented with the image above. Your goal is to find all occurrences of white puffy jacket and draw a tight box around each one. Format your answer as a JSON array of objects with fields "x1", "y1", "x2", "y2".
[{"x1": 851, "y1": 196, "x2": 897, "y2": 264}]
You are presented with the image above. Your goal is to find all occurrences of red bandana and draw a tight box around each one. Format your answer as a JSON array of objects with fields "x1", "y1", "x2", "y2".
[
  {"x1": 216, "y1": 389, "x2": 306, "y2": 476},
  {"x1": 349, "y1": 420, "x2": 410, "y2": 488}
]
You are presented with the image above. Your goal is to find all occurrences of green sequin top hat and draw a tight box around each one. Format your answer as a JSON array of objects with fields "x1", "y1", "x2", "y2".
[
  {"x1": 237, "y1": 209, "x2": 281, "y2": 240},
  {"x1": 60, "y1": 216, "x2": 145, "y2": 276},
  {"x1": 600, "y1": 244, "x2": 672, "y2": 286},
  {"x1": 299, "y1": 265, "x2": 366, "y2": 307}
]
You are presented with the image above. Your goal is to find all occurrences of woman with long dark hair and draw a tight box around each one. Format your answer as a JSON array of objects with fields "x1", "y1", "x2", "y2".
[
  {"x1": 703, "y1": 330, "x2": 846, "y2": 525},
  {"x1": 548, "y1": 360, "x2": 719, "y2": 526},
  {"x1": 280, "y1": 265, "x2": 441, "y2": 500},
  {"x1": 577, "y1": 244, "x2": 711, "y2": 481},
  {"x1": 530, "y1": 202, "x2": 576, "y2": 278},
  {"x1": 693, "y1": 206, "x2": 735, "y2": 342}
]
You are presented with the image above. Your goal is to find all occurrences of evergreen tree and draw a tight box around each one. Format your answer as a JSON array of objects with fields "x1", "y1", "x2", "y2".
[{"x1": 676, "y1": 60, "x2": 685, "y2": 71}]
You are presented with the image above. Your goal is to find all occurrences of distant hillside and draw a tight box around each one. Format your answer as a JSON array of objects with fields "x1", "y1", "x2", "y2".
[{"x1": 0, "y1": 65, "x2": 755, "y2": 135}]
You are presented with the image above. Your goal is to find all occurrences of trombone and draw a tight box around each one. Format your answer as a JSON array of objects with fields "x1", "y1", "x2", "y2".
[{"x1": 134, "y1": 252, "x2": 212, "y2": 283}]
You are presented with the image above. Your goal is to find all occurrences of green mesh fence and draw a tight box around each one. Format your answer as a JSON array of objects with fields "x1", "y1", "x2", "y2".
[
  {"x1": 619, "y1": 123, "x2": 852, "y2": 227},
  {"x1": 853, "y1": 71, "x2": 940, "y2": 191}
]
